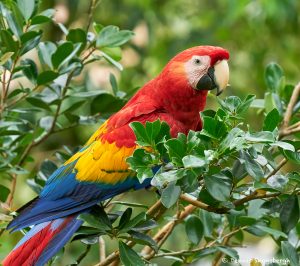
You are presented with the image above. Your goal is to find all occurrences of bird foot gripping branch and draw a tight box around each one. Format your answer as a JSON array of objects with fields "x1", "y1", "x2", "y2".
[{"x1": 3, "y1": 46, "x2": 229, "y2": 266}]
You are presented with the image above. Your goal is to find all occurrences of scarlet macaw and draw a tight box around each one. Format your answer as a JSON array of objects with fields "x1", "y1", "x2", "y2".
[{"x1": 3, "y1": 45, "x2": 229, "y2": 266}]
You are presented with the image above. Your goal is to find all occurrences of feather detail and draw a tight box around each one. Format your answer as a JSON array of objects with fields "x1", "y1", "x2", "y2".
[{"x1": 3, "y1": 216, "x2": 82, "y2": 266}]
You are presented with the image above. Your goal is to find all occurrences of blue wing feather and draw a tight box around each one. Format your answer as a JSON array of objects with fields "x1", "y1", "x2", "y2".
[{"x1": 8, "y1": 162, "x2": 152, "y2": 231}]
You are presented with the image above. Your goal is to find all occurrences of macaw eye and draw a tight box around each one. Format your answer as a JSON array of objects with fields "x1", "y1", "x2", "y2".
[{"x1": 194, "y1": 58, "x2": 201, "y2": 65}]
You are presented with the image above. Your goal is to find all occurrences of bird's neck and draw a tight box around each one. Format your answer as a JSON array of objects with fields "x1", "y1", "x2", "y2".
[{"x1": 147, "y1": 75, "x2": 208, "y2": 131}]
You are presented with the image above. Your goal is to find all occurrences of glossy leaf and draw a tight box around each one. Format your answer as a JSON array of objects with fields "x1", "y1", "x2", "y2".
[
  {"x1": 280, "y1": 195, "x2": 299, "y2": 233},
  {"x1": 281, "y1": 241, "x2": 299, "y2": 266},
  {"x1": 17, "y1": 0, "x2": 35, "y2": 20},
  {"x1": 96, "y1": 25, "x2": 134, "y2": 48},
  {"x1": 161, "y1": 182, "x2": 181, "y2": 208},
  {"x1": 119, "y1": 241, "x2": 144, "y2": 266},
  {"x1": 185, "y1": 215, "x2": 204, "y2": 244}
]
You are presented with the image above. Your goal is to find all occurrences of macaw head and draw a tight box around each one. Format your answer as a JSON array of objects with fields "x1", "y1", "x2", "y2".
[{"x1": 161, "y1": 46, "x2": 230, "y2": 95}]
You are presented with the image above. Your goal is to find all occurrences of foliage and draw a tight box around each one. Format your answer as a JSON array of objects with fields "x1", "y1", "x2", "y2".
[{"x1": 0, "y1": 1, "x2": 300, "y2": 266}]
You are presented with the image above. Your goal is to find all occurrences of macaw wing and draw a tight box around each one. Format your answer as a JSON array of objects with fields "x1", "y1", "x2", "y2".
[
  {"x1": 8, "y1": 100, "x2": 164, "y2": 231},
  {"x1": 8, "y1": 123, "x2": 151, "y2": 231}
]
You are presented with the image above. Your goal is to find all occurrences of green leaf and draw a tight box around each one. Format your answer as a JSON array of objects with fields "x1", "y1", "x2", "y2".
[
  {"x1": 118, "y1": 212, "x2": 147, "y2": 234},
  {"x1": 93, "y1": 22, "x2": 104, "y2": 34},
  {"x1": 165, "y1": 138, "x2": 186, "y2": 166},
  {"x1": 39, "y1": 160, "x2": 57, "y2": 179},
  {"x1": 281, "y1": 241, "x2": 299, "y2": 266},
  {"x1": 272, "y1": 141, "x2": 295, "y2": 151},
  {"x1": 0, "y1": 52, "x2": 14, "y2": 65},
  {"x1": 236, "y1": 94, "x2": 256, "y2": 114},
  {"x1": 253, "y1": 224, "x2": 287, "y2": 238},
  {"x1": 20, "y1": 31, "x2": 42, "y2": 55},
  {"x1": 0, "y1": 185, "x2": 10, "y2": 202},
  {"x1": 264, "y1": 92, "x2": 283, "y2": 114},
  {"x1": 51, "y1": 42, "x2": 79, "y2": 69},
  {"x1": 38, "y1": 42, "x2": 56, "y2": 68},
  {"x1": 204, "y1": 172, "x2": 232, "y2": 201},
  {"x1": 119, "y1": 241, "x2": 145, "y2": 266},
  {"x1": 0, "y1": 30, "x2": 18, "y2": 52},
  {"x1": 79, "y1": 212, "x2": 111, "y2": 232},
  {"x1": 17, "y1": 0, "x2": 35, "y2": 20},
  {"x1": 110, "y1": 73, "x2": 118, "y2": 95},
  {"x1": 241, "y1": 150, "x2": 264, "y2": 180},
  {"x1": 238, "y1": 216, "x2": 257, "y2": 226},
  {"x1": 263, "y1": 108, "x2": 281, "y2": 131},
  {"x1": 244, "y1": 131, "x2": 275, "y2": 143},
  {"x1": 132, "y1": 220, "x2": 158, "y2": 231},
  {"x1": 111, "y1": 201, "x2": 148, "y2": 209},
  {"x1": 161, "y1": 182, "x2": 181, "y2": 208},
  {"x1": 126, "y1": 148, "x2": 155, "y2": 183},
  {"x1": 21, "y1": 59, "x2": 38, "y2": 84},
  {"x1": 282, "y1": 149, "x2": 300, "y2": 164},
  {"x1": 67, "y1": 28, "x2": 87, "y2": 44},
  {"x1": 152, "y1": 169, "x2": 185, "y2": 188},
  {"x1": 265, "y1": 63, "x2": 284, "y2": 92},
  {"x1": 199, "y1": 210, "x2": 213, "y2": 237},
  {"x1": 3, "y1": 3, "x2": 23, "y2": 38},
  {"x1": 102, "y1": 47, "x2": 122, "y2": 61},
  {"x1": 101, "y1": 51, "x2": 123, "y2": 71},
  {"x1": 118, "y1": 208, "x2": 133, "y2": 230},
  {"x1": 36, "y1": 71, "x2": 59, "y2": 85},
  {"x1": 201, "y1": 116, "x2": 227, "y2": 139},
  {"x1": 96, "y1": 25, "x2": 134, "y2": 48},
  {"x1": 182, "y1": 155, "x2": 206, "y2": 168},
  {"x1": 72, "y1": 90, "x2": 106, "y2": 98},
  {"x1": 39, "y1": 116, "x2": 54, "y2": 131},
  {"x1": 215, "y1": 246, "x2": 239, "y2": 259},
  {"x1": 130, "y1": 120, "x2": 164, "y2": 147},
  {"x1": 128, "y1": 231, "x2": 158, "y2": 252},
  {"x1": 26, "y1": 97, "x2": 51, "y2": 110},
  {"x1": 280, "y1": 195, "x2": 299, "y2": 233},
  {"x1": 91, "y1": 93, "x2": 125, "y2": 115},
  {"x1": 31, "y1": 9, "x2": 55, "y2": 25},
  {"x1": 61, "y1": 100, "x2": 85, "y2": 114},
  {"x1": 185, "y1": 215, "x2": 204, "y2": 245}
]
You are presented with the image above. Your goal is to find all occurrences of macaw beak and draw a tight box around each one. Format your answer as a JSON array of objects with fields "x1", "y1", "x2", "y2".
[{"x1": 196, "y1": 60, "x2": 229, "y2": 95}]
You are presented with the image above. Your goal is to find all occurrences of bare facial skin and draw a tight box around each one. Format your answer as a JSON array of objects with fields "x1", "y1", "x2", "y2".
[{"x1": 184, "y1": 55, "x2": 229, "y2": 93}]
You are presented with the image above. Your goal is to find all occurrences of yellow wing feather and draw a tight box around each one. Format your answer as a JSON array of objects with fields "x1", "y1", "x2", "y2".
[{"x1": 64, "y1": 121, "x2": 136, "y2": 184}]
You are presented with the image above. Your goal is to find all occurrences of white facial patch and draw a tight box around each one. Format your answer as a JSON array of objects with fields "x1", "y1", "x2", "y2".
[
  {"x1": 214, "y1": 60, "x2": 229, "y2": 91},
  {"x1": 184, "y1": 55, "x2": 210, "y2": 89}
]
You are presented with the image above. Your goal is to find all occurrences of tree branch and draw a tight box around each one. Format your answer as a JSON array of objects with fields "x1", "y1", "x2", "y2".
[
  {"x1": 86, "y1": 0, "x2": 100, "y2": 32},
  {"x1": 152, "y1": 226, "x2": 247, "y2": 258},
  {"x1": 282, "y1": 82, "x2": 300, "y2": 128},
  {"x1": 99, "y1": 236, "x2": 106, "y2": 262},
  {"x1": 180, "y1": 191, "x2": 281, "y2": 215},
  {"x1": 280, "y1": 82, "x2": 300, "y2": 138},
  {"x1": 142, "y1": 204, "x2": 196, "y2": 258}
]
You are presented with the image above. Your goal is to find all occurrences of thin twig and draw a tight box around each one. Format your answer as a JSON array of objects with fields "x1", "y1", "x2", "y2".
[
  {"x1": 180, "y1": 191, "x2": 281, "y2": 214},
  {"x1": 99, "y1": 236, "x2": 106, "y2": 262},
  {"x1": 265, "y1": 158, "x2": 288, "y2": 180},
  {"x1": 6, "y1": 174, "x2": 17, "y2": 208},
  {"x1": 152, "y1": 226, "x2": 247, "y2": 258},
  {"x1": 86, "y1": 0, "x2": 100, "y2": 32},
  {"x1": 142, "y1": 204, "x2": 196, "y2": 258},
  {"x1": 212, "y1": 231, "x2": 232, "y2": 266},
  {"x1": 180, "y1": 194, "x2": 226, "y2": 213},
  {"x1": 280, "y1": 82, "x2": 300, "y2": 138},
  {"x1": 76, "y1": 244, "x2": 91, "y2": 264},
  {"x1": 6, "y1": 85, "x2": 39, "y2": 108},
  {"x1": 0, "y1": 69, "x2": 7, "y2": 116},
  {"x1": 282, "y1": 82, "x2": 300, "y2": 128}
]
